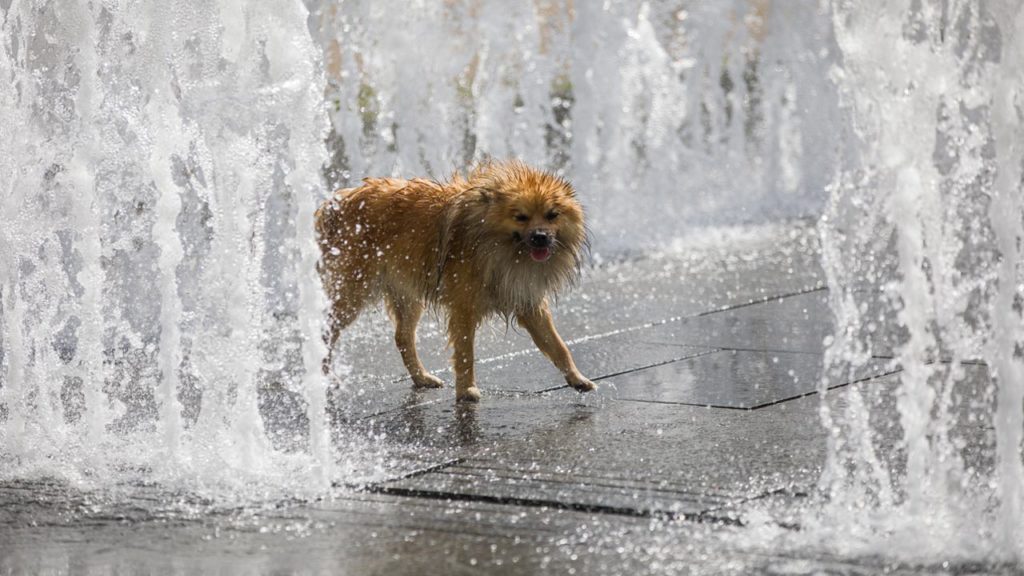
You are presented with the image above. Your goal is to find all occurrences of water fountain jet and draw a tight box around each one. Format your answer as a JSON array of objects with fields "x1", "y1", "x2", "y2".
[{"x1": 0, "y1": 0, "x2": 336, "y2": 497}]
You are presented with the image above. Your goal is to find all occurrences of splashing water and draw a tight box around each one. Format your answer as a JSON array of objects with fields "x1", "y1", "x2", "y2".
[
  {"x1": 1, "y1": 0, "x2": 1022, "y2": 565},
  {"x1": 814, "y1": 0, "x2": 1024, "y2": 563},
  {"x1": 0, "y1": 0, "x2": 336, "y2": 499}
]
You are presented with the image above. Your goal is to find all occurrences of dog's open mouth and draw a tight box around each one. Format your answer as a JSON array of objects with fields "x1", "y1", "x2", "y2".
[{"x1": 530, "y1": 247, "x2": 552, "y2": 262}]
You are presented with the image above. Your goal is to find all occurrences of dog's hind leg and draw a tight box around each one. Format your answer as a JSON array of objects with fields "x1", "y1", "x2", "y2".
[
  {"x1": 517, "y1": 300, "x2": 596, "y2": 392},
  {"x1": 321, "y1": 276, "x2": 371, "y2": 375},
  {"x1": 385, "y1": 291, "x2": 444, "y2": 389}
]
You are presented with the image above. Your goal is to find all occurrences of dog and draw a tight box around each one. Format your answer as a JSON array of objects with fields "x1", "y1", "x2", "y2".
[{"x1": 315, "y1": 159, "x2": 596, "y2": 402}]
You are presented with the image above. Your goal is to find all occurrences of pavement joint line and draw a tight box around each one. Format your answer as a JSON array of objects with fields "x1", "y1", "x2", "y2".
[
  {"x1": 382, "y1": 457, "x2": 466, "y2": 483},
  {"x1": 351, "y1": 396, "x2": 446, "y2": 422},
  {"x1": 924, "y1": 358, "x2": 988, "y2": 367},
  {"x1": 276, "y1": 499, "x2": 571, "y2": 538},
  {"x1": 691, "y1": 284, "x2": 828, "y2": 318},
  {"x1": 456, "y1": 460, "x2": 741, "y2": 497},
  {"x1": 535, "y1": 384, "x2": 571, "y2": 393},
  {"x1": 370, "y1": 388, "x2": 538, "y2": 417},
  {"x1": 640, "y1": 343, "x2": 828, "y2": 356},
  {"x1": 533, "y1": 349, "x2": 722, "y2": 394},
  {"x1": 324, "y1": 491, "x2": 578, "y2": 526},
  {"x1": 348, "y1": 386, "x2": 563, "y2": 422},
  {"x1": 745, "y1": 367, "x2": 904, "y2": 410},
  {"x1": 612, "y1": 397, "x2": 757, "y2": 410},
  {"x1": 606, "y1": 367, "x2": 903, "y2": 411},
  {"x1": 355, "y1": 458, "x2": 757, "y2": 525},
  {"x1": 341, "y1": 458, "x2": 466, "y2": 491},
  {"x1": 704, "y1": 486, "x2": 813, "y2": 531},
  {"x1": 707, "y1": 486, "x2": 802, "y2": 512},
  {"x1": 565, "y1": 358, "x2": 903, "y2": 411},
  {"x1": 436, "y1": 468, "x2": 737, "y2": 501},
  {"x1": 356, "y1": 484, "x2": 745, "y2": 526},
  {"x1": 590, "y1": 348, "x2": 722, "y2": 382},
  {"x1": 560, "y1": 284, "x2": 829, "y2": 342}
]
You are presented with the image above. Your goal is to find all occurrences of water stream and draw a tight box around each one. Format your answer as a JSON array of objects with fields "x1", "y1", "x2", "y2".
[
  {"x1": 814, "y1": 0, "x2": 1024, "y2": 562},
  {"x1": 0, "y1": 0, "x2": 334, "y2": 498}
]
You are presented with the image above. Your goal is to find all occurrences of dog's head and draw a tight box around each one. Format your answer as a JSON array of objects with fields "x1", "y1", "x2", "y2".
[
  {"x1": 468, "y1": 160, "x2": 587, "y2": 270},
  {"x1": 442, "y1": 160, "x2": 588, "y2": 312}
]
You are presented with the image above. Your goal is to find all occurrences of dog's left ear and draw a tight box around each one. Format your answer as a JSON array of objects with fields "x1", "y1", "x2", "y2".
[{"x1": 473, "y1": 187, "x2": 499, "y2": 204}]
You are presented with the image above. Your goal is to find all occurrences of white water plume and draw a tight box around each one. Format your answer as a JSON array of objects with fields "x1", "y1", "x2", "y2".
[
  {"x1": 0, "y1": 0, "x2": 336, "y2": 498},
  {"x1": 314, "y1": 0, "x2": 840, "y2": 252},
  {"x1": 815, "y1": 0, "x2": 1024, "y2": 562}
]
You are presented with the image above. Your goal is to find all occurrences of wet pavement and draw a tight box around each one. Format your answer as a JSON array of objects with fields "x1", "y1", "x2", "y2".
[{"x1": 0, "y1": 225, "x2": 1003, "y2": 574}]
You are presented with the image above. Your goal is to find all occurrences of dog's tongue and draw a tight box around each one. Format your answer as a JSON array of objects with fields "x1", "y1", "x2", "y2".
[{"x1": 530, "y1": 247, "x2": 551, "y2": 262}]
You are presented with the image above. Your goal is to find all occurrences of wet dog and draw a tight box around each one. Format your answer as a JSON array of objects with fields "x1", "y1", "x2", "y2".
[{"x1": 315, "y1": 159, "x2": 595, "y2": 402}]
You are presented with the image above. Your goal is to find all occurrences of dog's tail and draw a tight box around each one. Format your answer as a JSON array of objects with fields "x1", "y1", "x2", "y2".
[{"x1": 314, "y1": 188, "x2": 354, "y2": 254}]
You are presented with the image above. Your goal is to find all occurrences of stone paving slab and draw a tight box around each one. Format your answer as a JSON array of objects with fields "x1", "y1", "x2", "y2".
[
  {"x1": 598, "y1": 348, "x2": 895, "y2": 409},
  {"x1": 641, "y1": 289, "x2": 834, "y2": 354},
  {"x1": 356, "y1": 389, "x2": 832, "y2": 500},
  {"x1": 374, "y1": 456, "x2": 742, "y2": 521}
]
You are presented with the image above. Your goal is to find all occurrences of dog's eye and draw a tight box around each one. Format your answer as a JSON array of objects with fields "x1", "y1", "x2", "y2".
[
  {"x1": 514, "y1": 214, "x2": 529, "y2": 223},
  {"x1": 545, "y1": 211, "x2": 559, "y2": 221}
]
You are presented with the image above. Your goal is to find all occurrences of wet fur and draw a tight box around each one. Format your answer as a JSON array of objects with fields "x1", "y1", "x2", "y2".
[{"x1": 315, "y1": 159, "x2": 595, "y2": 402}]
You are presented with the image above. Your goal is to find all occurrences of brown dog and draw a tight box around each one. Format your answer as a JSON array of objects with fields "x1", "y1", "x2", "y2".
[{"x1": 315, "y1": 159, "x2": 595, "y2": 402}]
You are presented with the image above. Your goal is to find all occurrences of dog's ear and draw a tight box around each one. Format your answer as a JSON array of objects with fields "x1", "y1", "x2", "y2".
[{"x1": 471, "y1": 186, "x2": 499, "y2": 204}]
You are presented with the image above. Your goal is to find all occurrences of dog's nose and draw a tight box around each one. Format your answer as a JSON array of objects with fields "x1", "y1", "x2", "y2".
[{"x1": 528, "y1": 230, "x2": 552, "y2": 248}]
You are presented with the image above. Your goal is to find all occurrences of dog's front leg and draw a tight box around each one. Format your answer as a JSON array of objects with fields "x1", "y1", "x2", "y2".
[
  {"x1": 449, "y1": 307, "x2": 482, "y2": 402},
  {"x1": 517, "y1": 301, "x2": 596, "y2": 392}
]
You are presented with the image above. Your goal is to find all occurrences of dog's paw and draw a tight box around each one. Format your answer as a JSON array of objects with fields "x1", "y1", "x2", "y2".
[
  {"x1": 456, "y1": 386, "x2": 482, "y2": 403},
  {"x1": 567, "y1": 375, "x2": 597, "y2": 392},
  {"x1": 412, "y1": 373, "x2": 445, "y2": 389}
]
